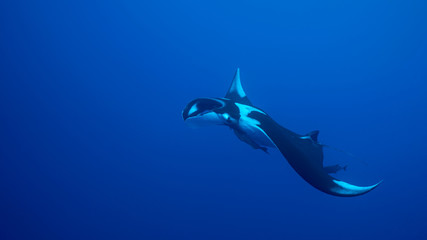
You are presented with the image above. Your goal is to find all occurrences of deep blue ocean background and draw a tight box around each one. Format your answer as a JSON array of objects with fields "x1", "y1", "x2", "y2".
[{"x1": 1, "y1": 1, "x2": 427, "y2": 239}]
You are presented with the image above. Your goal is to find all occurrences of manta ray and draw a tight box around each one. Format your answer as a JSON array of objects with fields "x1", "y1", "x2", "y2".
[{"x1": 182, "y1": 69, "x2": 381, "y2": 197}]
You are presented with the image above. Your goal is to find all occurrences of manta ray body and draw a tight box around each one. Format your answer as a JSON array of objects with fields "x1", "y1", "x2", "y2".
[{"x1": 182, "y1": 69, "x2": 381, "y2": 197}]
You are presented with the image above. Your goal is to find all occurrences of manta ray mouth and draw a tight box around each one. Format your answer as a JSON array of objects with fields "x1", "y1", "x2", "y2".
[
  {"x1": 199, "y1": 110, "x2": 211, "y2": 115},
  {"x1": 184, "y1": 112, "x2": 223, "y2": 128}
]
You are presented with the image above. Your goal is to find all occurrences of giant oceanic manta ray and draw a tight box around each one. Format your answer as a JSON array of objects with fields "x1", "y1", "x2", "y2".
[{"x1": 182, "y1": 69, "x2": 382, "y2": 197}]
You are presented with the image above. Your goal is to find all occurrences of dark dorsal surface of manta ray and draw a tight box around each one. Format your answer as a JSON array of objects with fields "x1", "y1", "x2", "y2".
[{"x1": 182, "y1": 69, "x2": 382, "y2": 197}]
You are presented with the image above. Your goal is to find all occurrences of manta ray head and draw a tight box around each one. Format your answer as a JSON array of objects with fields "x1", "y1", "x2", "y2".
[{"x1": 182, "y1": 98, "x2": 234, "y2": 128}]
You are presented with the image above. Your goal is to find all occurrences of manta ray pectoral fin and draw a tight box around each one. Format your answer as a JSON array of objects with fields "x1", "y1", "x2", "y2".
[
  {"x1": 302, "y1": 170, "x2": 382, "y2": 197},
  {"x1": 225, "y1": 68, "x2": 253, "y2": 106},
  {"x1": 330, "y1": 179, "x2": 383, "y2": 196},
  {"x1": 248, "y1": 111, "x2": 381, "y2": 197}
]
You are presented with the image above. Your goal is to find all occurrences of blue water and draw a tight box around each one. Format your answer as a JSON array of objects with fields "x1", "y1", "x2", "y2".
[{"x1": 1, "y1": 1, "x2": 427, "y2": 239}]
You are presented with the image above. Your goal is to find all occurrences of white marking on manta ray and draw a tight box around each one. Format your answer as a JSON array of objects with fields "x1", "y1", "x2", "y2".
[
  {"x1": 188, "y1": 104, "x2": 198, "y2": 116},
  {"x1": 231, "y1": 84, "x2": 245, "y2": 98},
  {"x1": 222, "y1": 113, "x2": 230, "y2": 121},
  {"x1": 332, "y1": 180, "x2": 381, "y2": 195},
  {"x1": 234, "y1": 102, "x2": 276, "y2": 148},
  {"x1": 235, "y1": 103, "x2": 265, "y2": 116}
]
